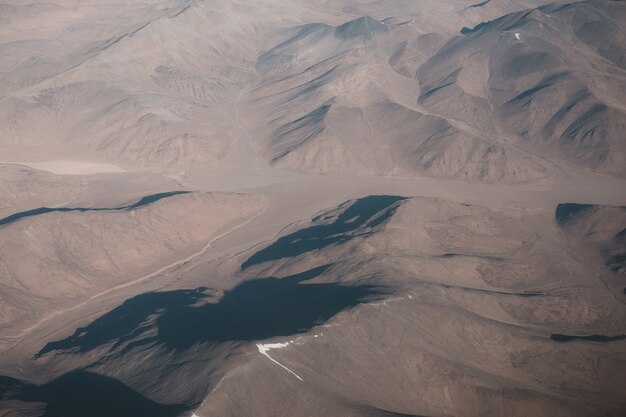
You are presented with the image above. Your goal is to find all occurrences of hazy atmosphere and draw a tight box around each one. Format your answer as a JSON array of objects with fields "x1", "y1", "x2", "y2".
[{"x1": 1, "y1": 0, "x2": 625, "y2": 416}]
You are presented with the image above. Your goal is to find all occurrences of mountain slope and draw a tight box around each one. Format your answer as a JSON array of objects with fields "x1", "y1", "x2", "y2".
[
  {"x1": 1, "y1": 0, "x2": 588, "y2": 182},
  {"x1": 9, "y1": 195, "x2": 625, "y2": 417},
  {"x1": 418, "y1": 0, "x2": 626, "y2": 176},
  {"x1": 0, "y1": 191, "x2": 266, "y2": 336}
]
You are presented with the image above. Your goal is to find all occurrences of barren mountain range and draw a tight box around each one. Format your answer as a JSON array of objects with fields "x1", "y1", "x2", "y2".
[{"x1": 0, "y1": 1, "x2": 625, "y2": 416}]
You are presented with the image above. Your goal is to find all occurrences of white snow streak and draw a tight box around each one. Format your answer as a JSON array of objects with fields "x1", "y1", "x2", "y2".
[
  {"x1": 257, "y1": 342, "x2": 303, "y2": 381},
  {"x1": 515, "y1": 33, "x2": 521, "y2": 40}
]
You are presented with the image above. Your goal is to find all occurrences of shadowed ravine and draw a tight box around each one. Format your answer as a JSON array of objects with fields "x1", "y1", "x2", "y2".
[
  {"x1": 555, "y1": 203, "x2": 595, "y2": 225},
  {"x1": 12, "y1": 204, "x2": 390, "y2": 417},
  {"x1": 5, "y1": 265, "x2": 385, "y2": 416},
  {"x1": 37, "y1": 265, "x2": 383, "y2": 355},
  {"x1": 241, "y1": 195, "x2": 407, "y2": 269},
  {"x1": 0, "y1": 372, "x2": 188, "y2": 417},
  {"x1": 550, "y1": 334, "x2": 626, "y2": 343},
  {"x1": 0, "y1": 191, "x2": 190, "y2": 227}
]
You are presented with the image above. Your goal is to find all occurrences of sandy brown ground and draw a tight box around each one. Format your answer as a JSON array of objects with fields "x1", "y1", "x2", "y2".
[
  {"x1": 1, "y1": 158, "x2": 625, "y2": 416},
  {"x1": 1, "y1": 1, "x2": 626, "y2": 416}
]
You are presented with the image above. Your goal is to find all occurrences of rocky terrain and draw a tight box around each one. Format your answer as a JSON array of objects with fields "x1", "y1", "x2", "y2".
[
  {"x1": 3, "y1": 196, "x2": 626, "y2": 417},
  {"x1": 4, "y1": 0, "x2": 624, "y2": 181},
  {"x1": 1, "y1": 0, "x2": 625, "y2": 416},
  {"x1": 0, "y1": 191, "x2": 266, "y2": 335}
]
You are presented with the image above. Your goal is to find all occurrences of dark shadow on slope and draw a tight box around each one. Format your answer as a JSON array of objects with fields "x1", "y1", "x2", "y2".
[
  {"x1": 241, "y1": 195, "x2": 407, "y2": 270},
  {"x1": 550, "y1": 334, "x2": 626, "y2": 343},
  {"x1": 271, "y1": 103, "x2": 331, "y2": 159},
  {"x1": 555, "y1": 203, "x2": 594, "y2": 225},
  {"x1": 0, "y1": 371, "x2": 187, "y2": 417},
  {"x1": 506, "y1": 72, "x2": 570, "y2": 105},
  {"x1": 469, "y1": 0, "x2": 491, "y2": 8},
  {"x1": 38, "y1": 265, "x2": 384, "y2": 356},
  {"x1": 460, "y1": 21, "x2": 488, "y2": 35},
  {"x1": 556, "y1": 203, "x2": 626, "y2": 279},
  {"x1": 335, "y1": 16, "x2": 388, "y2": 41},
  {"x1": 608, "y1": 253, "x2": 625, "y2": 274},
  {"x1": 357, "y1": 404, "x2": 429, "y2": 417},
  {"x1": 0, "y1": 191, "x2": 189, "y2": 227},
  {"x1": 460, "y1": 2, "x2": 574, "y2": 35}
]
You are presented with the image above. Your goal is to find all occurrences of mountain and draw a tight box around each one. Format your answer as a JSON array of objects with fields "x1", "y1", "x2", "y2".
[
  {"x1": 418, "y1": 1, "x2": 626, "y2": 177},
  {"x1": 5, "y1": 196, "x2": 625, "y2": 417},
  {"x1": 0, "y1": 191, "x2": 265, "y2": 337},
  {"x1": 1, "y1": 1, "x2": 626, "y2": 417},
  {"x1": 5, "y1": 0, "x2": 622, "y2": 182},
  {"x1": 557, "y1": 203, "x2": 626, "y2": 278},
  {"x1": 247, "y1": 0, "x2": 626, "y2": 181}
]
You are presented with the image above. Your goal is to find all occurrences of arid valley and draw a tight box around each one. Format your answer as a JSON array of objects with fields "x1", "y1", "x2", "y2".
[{"x1": 1, "y1": 1, "x2": 626, "y2": 416}]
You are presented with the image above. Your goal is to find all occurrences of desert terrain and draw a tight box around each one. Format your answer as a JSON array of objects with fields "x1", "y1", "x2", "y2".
[{"x1": 0, "y1": 0, "x2": 625, "y2": 416}]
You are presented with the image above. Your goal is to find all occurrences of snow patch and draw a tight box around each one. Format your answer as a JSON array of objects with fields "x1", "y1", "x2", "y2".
[
  {"x1": 515, "y1": 33, "x2": 521, "y2": 40},
  {"x1": 257, "y1": 342, "x2": 303, "y2": 381},
  {"x1": 257, "y1": 342, "x2": 290, "y2": 354}
]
